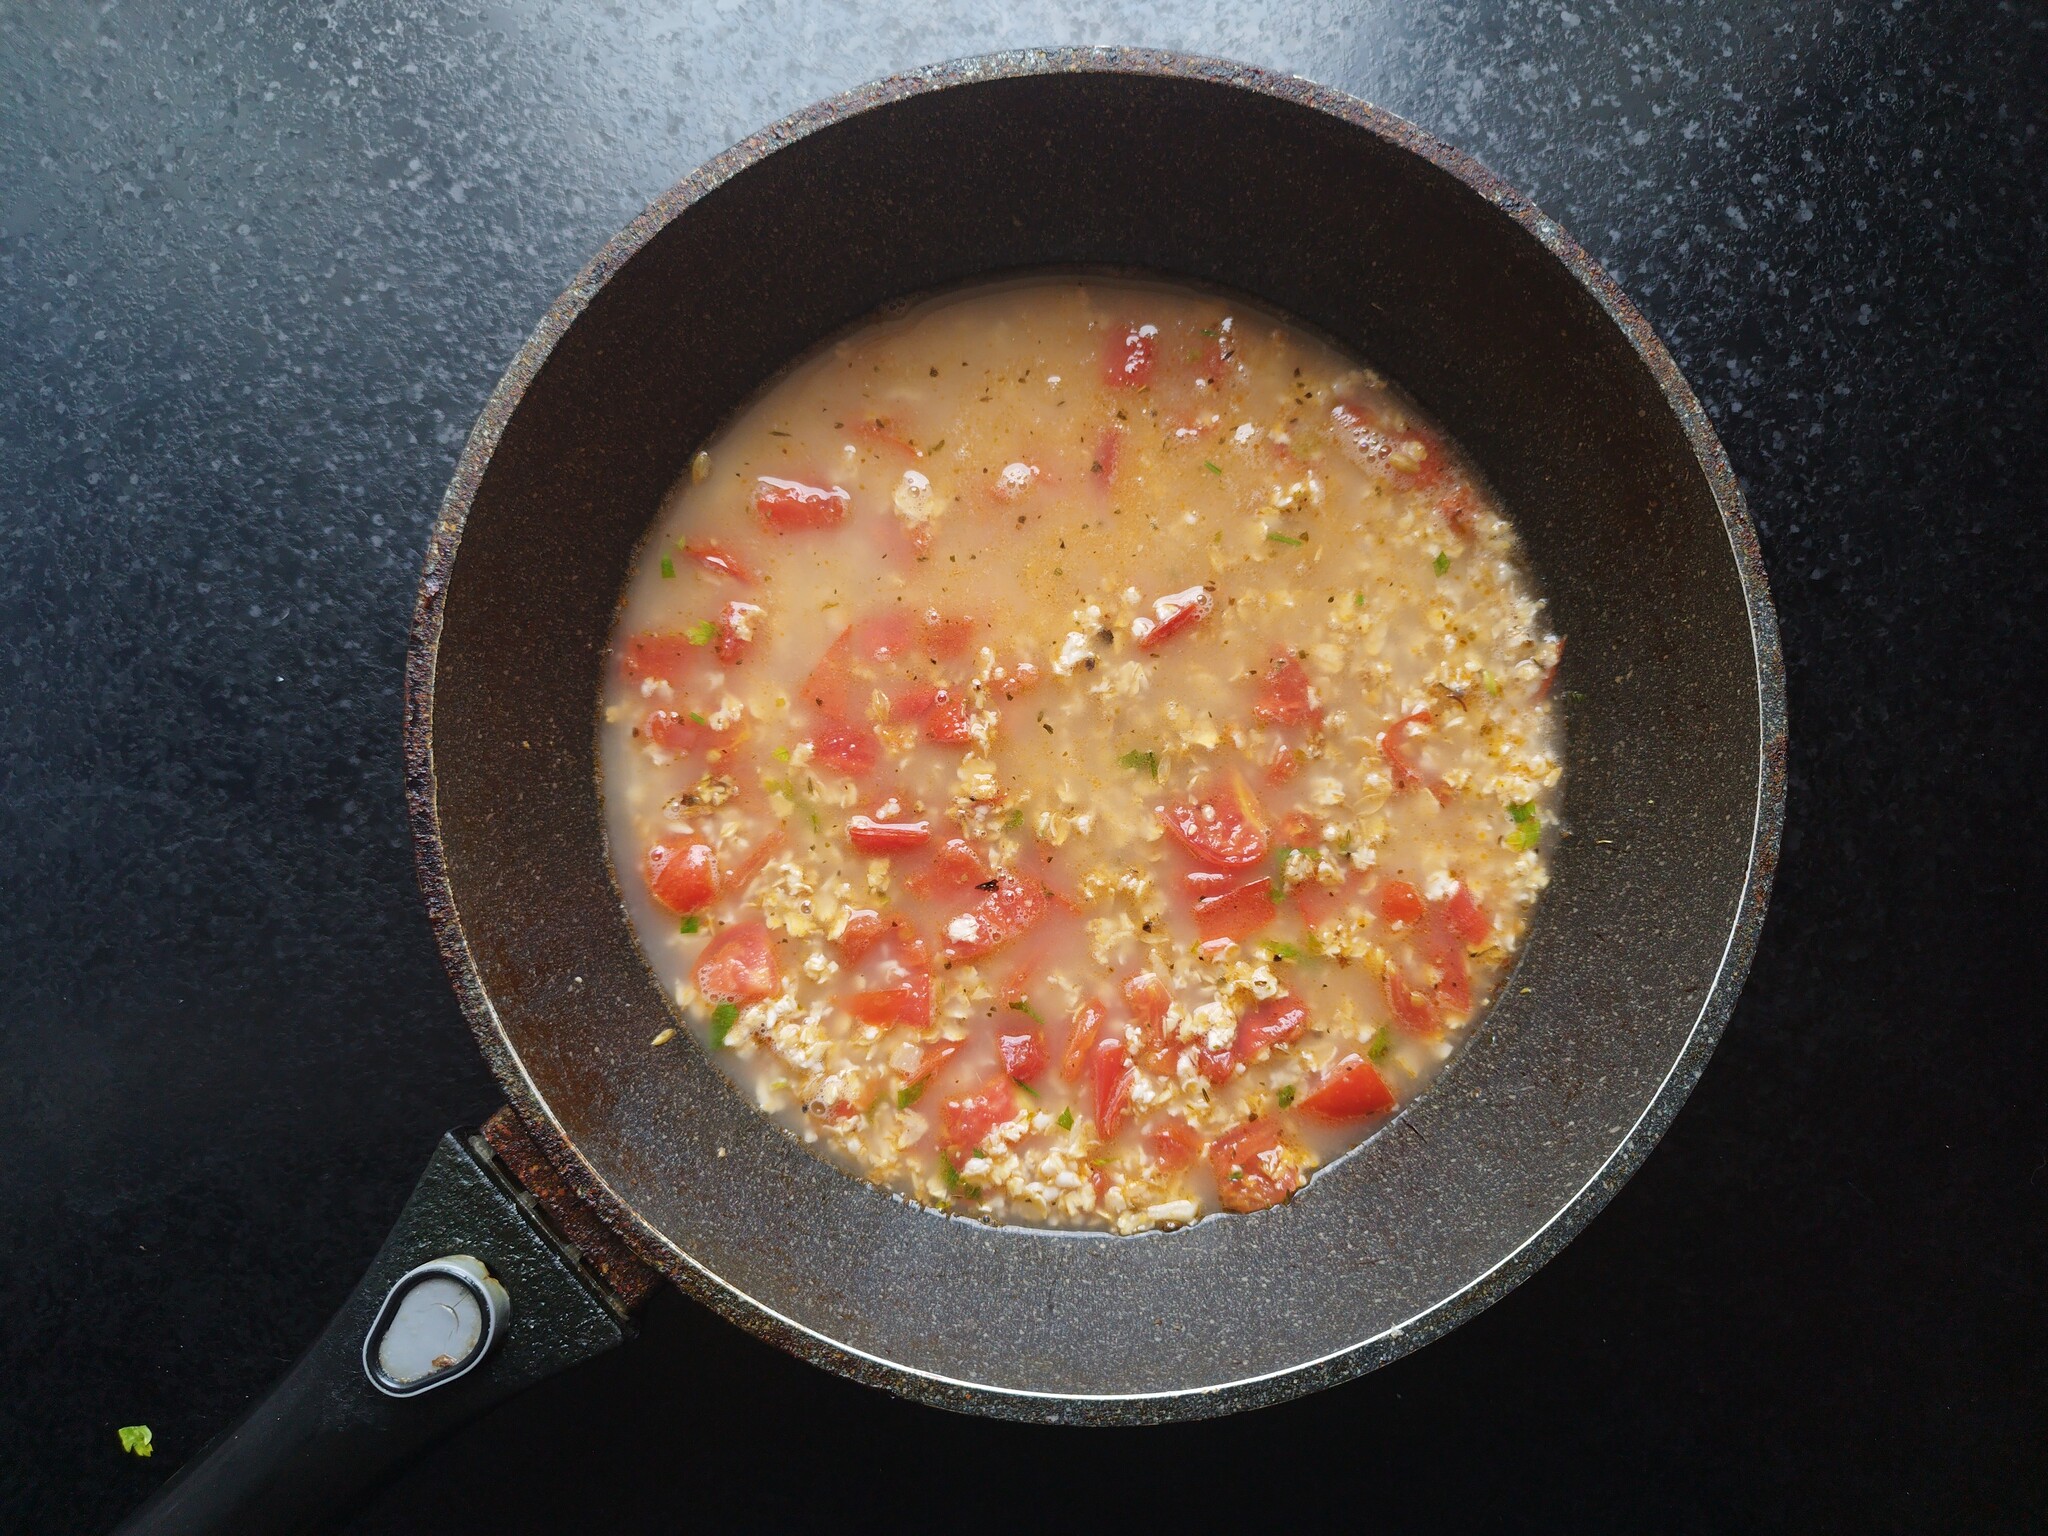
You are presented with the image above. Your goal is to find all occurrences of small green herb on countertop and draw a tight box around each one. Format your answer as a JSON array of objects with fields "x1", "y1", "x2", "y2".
[{"x1": 117, "y1": 1426, "x2": 153, "y2": 1458}]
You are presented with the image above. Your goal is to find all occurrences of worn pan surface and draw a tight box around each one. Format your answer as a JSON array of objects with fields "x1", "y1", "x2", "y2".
[{"x1": 405, "y1": 48, "x2": 1784, "y2": 1424}]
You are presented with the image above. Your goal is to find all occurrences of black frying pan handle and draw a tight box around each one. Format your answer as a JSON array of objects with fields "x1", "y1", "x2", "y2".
[{"x1": 112, "y1": 1127, "x2": 644, "y2": 1536}]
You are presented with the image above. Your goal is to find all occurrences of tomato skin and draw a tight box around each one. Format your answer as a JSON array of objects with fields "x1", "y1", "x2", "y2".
[
  {"x1": 1298, "y1": 1053, "x2": 1395, "y2": 1121},
  {"x1": 1292, "y1": 875, "x2": 1349, "y2": 929},
  {"x1": 1059, "y1": 999, "x2": 1108, "y2": 1083},
  {"x1": 693, "y1": 920, "x2": 781, "y2": 1004},
  {"x1": 1091, "y1": 1036, "x2": 1135, "y2": 1139},
  {"x1": 846, "y1": 816, "x2": 932, "y2": 853},
  {"x1": 642, "y1": 709, "x2": 719, "y2": 755},
  {"x1": 919, "y1": 613, "x2": 976, "y2": 657},
  {"x1": 851, "y1": 416, "x2": 921, "y2": 458},
  {"x1": 1122, "y1": 972, "x2": 1172, "y2": 1030},
  {"x1": 1377, "y1": 879, "x2": 1428, "y2": 928},
  {"x1": 1194, "y1": 875, "x2": 1278, "y2": 944},
  {"x1": 810, "y1": 722, "x2": 879, "y2": 776},
  {"x1": 1329, "y1": 398, "x2": 1448, "y2": 490},
  {"x1": 1383, "y1": 964, "x2": 1440, "y2": 1036},
  {"x1": 1265, "y1": 746, "x2": 1303, "y2": 786},
  {"x1": 1233, "y1": 994, "x2": 1308, "y2": 1064},
  {"x1": 923, "y1": 688, "x2": 975, "y2": 745},
  {"x1": 1143, "y1": 1118, "x2": 1202, "y2": 1172},
  {"x1": 1253, "y1": 655, "x2": 1320, "y2": 726},
  {"x1": 844, "y1": 979, "x2": 933, "y2": 1029},
  {"x1": 712, "y1": 601, "x2": 763, "y2": 665},
  {"x1": 902, "y1": 1037, "x2": 960, "y2": 1093},
  {"x1": 645, "y1": 840, "x2": 716, "y2": 915},
  {"x1": 1104, "y1": 322, "x2": 1156, "y2": 388},
  {"x1": 1162, "y1": 780, "x2": 1269, "y2": 868},
  {"x1": 1093, "y1": 422, "x2": 1124, "y2": 484},
  {"x1": 998, "y1": 1029, "x2": 1047, "y2": 1083},
  {"x1": 1207, "y1": 1120, "x2": 1304, "y2": 1213},
  {"x1": 721, "y1": 830, "x2": 783, "y2": 898},
  {"x1": 1380, "y1": 708, "x2": 1436, "y2": 796},
  {"x1": 754, "y1": 475, "x2": 850, "y2": 531},
  {"x1": 683, "y1": 541, "x2": 757, "y2": 584},
  {"x1": 940, "y1": 1075, "x2": 1018, "y2": 1154},
  {"x1": 833, "y1": 908, "x2": 887, "y2": 961},
  {"x1": 1133, "y1": 585, "x2": 1212, "y2": 649},
  {"x1": 939, "y1": 874, "x2": 1048, "y2": 962},
  {"x1": 888, "y1": 683, "x2": 941, "y2": 721},
  {"x1": 995, "y1": 661, "x2": 1041, "y2": 701},
  {"x1": 928, "y1": 838, "x2": 989, "y2": 888}
]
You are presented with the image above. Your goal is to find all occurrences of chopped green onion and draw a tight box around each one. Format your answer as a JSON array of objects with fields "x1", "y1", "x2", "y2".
[
  {"x1": 1118, "y1": 748, "x2": 1160, "y2": 779},
  {"x1": 709, "y1": 1002, "x2": 739, "y2": 1046},
  {"x1": 772, "y1": 745, "x2": 791, "y2": 762},
  {"x1": 1507, "y1": 801, "x2": 1542, "y2": 851},
  {"x1": 941, "y1": 1154, "x2": 960, "y2": 1189},
  {"x1": 1266, "y1": 941, "x2": 1302, "y2": 963},
  {"x1": 685, "y1": 619, "x2": 718, "y2": 646},
  {"x1": 898, "y1": 1080, "x2": 927, "y2": 1110},
  {"x1": 1484, "y1": 670, "x2": 1502, "y2": 697},
  {"x1": 1201, "y1": 326, "x2": 1218, "y2": 337},
  {"x1": 687, "y1": 710, "x2": 709, "y2": 726},
  {"x1": 1267, "y1": 531, "x2": 1304, "y2": 546},
  {"x1": 659, "y1": 556, "x2": 675, "y2": 579},
  {"x1": 1367, "y1": 1027, "x2": 1392, "y2": 1062},
  {"x1": 678, "y1": 915, "x2": 701, "y2": 935},
  {"x1": 1056, "y1": 1107, "x2": 1075, "y2": 1131},
  {"x1": 1003, "y1": 807, "x2": 1026, "y2": 831},
  {"x1": 117, "y1": 1425, "x2": 153, "y2": 1458},
  {"x1": 1277, "y1": 1085, "x2": 1296, "y2": 1109},
  {"x1": 1433, "y1": 551, "x2": 1451, "y2": 576},
  {"x1": 1008, "y1": 999, "x2": 1046, "y2": 1026},
  {"x1": 1204, "y1": 460, "x2": 1223, "y2": 475},
  {"x1": 1353, "y1": 592, "x2": 1366, "y2": 608},
  {"x1": 1014, "y1": 1078, "x2": 1041, "y2": 1099}
]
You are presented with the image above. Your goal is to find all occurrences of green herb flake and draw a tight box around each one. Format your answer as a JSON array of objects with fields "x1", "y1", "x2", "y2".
[
  {"x1": 1267, "y1": 530, "x2": 1304, "y2": 546},
  {"x1": 941, "y1": 1154, "x2": 961, "y2": 1189},
  {"x1": 687, "y1": 710, "x2": 709, "y2": 726},
  {"x1": 1277, "y1": 1085, "x2": 1297, "y2": 1109},
  {"x1": 1008, "y1": 998, "x2": 1046, "y2": 1026},
  {"x1": 898, "y1": 1080, "x2": 927, "y2": 1110},
  {"x1": 1201, "y1": 326, "x2": 1219, "y2": 337},
  {"x1": 772, "y1": 745, "x2": 792, "y2": 762},
  {"x1": 659, "y1": 556, "x2": 675, "y2": 579},
  {"x1": 1366, "y1": 1027, "x2": 1392, "y2": 1063},
  {"x1": 1433, "y1": 550, "x2": 1451, "y2": 576},
  {"x1": 1118, "y1": 748, "x2": 1161, "y2": 780},
  {"x1": 963, "y1": 1184, "x2": 982, "y2": 1199},
  {"x1": 684, "y1": 619, "x2": 718, "y2": 646},
  {"x1": 1056, "y1": 1107, "x2": 1075, "y2": 1131},
  {"x1": 709, "y1": 1002, "x2": 739, "y2": 1047},
  {"x1": 1353, "y1": 592, "x2": 1367, "y2": 609},
  {"x1": 1204, "y1": 460, "x2": 1223, "y2": 475},
  {"x1": 926, "y1": 438, "x2": 944, "y2": 454},
  {"x1": 1507, "y1": 801, "x2": 1542, "y2": 852},
  {"x1": 678, "y1": 915, "x2": 701, "y2": 935},
  {"x1": 117, "y1": 1425, "x2": 153, "y2": 1458},
  {"x1": 1003, "y1": 807, "x2": 1026, "y2": 831},
  {"x1": 1484, "y1": 670, "x2": 1503, "y2": 697},
  {"x1": 1266, "y1": 941, "x2": 1302, "y2": 963},
  {"x1": 1013, "y1": 1078, "x2": 1040, "y2": 1099}
]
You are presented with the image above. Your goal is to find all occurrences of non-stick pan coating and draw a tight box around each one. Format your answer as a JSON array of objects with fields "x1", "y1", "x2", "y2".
[{"x1": 406, "y1": 49, "x2": 1784, "y2": 1422}]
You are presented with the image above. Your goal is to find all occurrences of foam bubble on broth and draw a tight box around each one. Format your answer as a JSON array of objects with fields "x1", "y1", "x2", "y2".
[{"x1": 598, "y1": 277, "x2": 1562, "y2": 1233}]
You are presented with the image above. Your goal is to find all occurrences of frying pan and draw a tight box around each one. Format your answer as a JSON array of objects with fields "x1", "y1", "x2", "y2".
[{"x1": 116, "y1": 47, "x2": 1785, "y2": 1535}]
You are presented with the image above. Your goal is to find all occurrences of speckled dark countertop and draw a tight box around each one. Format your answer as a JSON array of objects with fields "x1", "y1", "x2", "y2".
[{"x1": 2, "y1": 5, "x2": 2041, "y2": 1532}]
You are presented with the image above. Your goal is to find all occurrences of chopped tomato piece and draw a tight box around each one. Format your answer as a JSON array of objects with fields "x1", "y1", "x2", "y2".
[
  {"x1": 1091, "y1": 1036, "x2": 1135, "y2": 1139},
  {"x1": 693, "y1": 920, "x2": 780, "y2": 1004},
  {"x1": 903, "y1": 1038, "x2": 960, "y2": 1090},
  {"x1": 939, "y1": 874, "x2": 1048, "y2": 961},
  {"x1": 849, "y1": 610, "x2": 917, "y2": 663},
  {"x1": 1292, "y1": 875, "x2": 1349, "y2": 929},
  {"x1": 1537, "y1": 635, "x2": 1566, "y2": 701},
  {"x1": 1195, "y1": 875, "x2": 1278, "y2": 944},
  {"x1": 683, "y1": 540, "x2": 757, "y2": 584},
  {"x1": 1207, "y1": 1120, "x2": 1304, "y2": 1213},
  {"x1": 1193, "y1": 1043, "x2": 1237, "y2": 1086},
  {"x1": 1162, "y1": 778, "x2": 1268, "y2": 868},
  {"x1": 642, "y1": 708, "x2": 720, "y2": 756},
  {"x1": 1265, "y1": 746, "x2": 1303, "y2": 785},
  {"x1": 1093, "y1": 422, "x2": 1124, "y2": 483},
  {"x1": 1442, "y1": 884, "x2": 1490, "y2": 945},
  {"x1": 1383, "y1": 964, "x2": 1440, "y2": 1035},
  {"x1": 1122, "y1": 972, "x2": 1172, "y2": 1030},
  {"x1": 844, "y1": 978, "x2": 933, "y2": 1030},
  {"x1": 619, "y1": 631, "x2": 705, "y2": 685},
  {"x1": 1330, "y1": 398, "x2": 1448, "y2": 489},
  {"x1": 1298, "y1": 1053, "x2": 1395, "y2": 1121},
  {"x1": 1377, "y1": 879, "x2": 1427, "y2": 928},
  {"x1": 846, "y1": 816, "x2": 932, "y2": 853},
  {"x1": 918, "y1": 612, "x2": 977, "y2": 657},
  {"x1": 754, "y1": 475, "x2": 849, "y2": 531},
  {"x1": 1380, "y1": 708, "x2": 1435, "y2": 795},
  {"x1": 1423, "y1": 918, "x2": 1473, "y2": 1013},
  {"x1": 1233, "y1": 995, "x2": 1308, "y2": 1063},
  {"x1": 1059, "y1": 999, "x2": 1107, "y2": 1083},
  {"x1": 811, "y1": 722, "x2": 879, "y2": 776},
  {"x1": 940, "y1": 1075, "x2": 1017, "y2": 1153},
  {"x1": 1143, "y1": 1118, "x2": 1202, "y2": 1172},
  {"x1": 713, "y1": 600, "x2": 764, "y2": 665},
  {"x1": 930, "y1": 838, "x2": 989, "y2": 887},
  {"x1": 851, "y1": 416, "x2": 921, "y2": 458},
  {"x1": 998, "y1": 1029, "x2": 1047, "y2": 1083},
  {"x1": 833, "y1": 908, "x2": 887, "y2": 961},
  {"x1": 997, "y1": 661, "x2": 1041, "y2": 700},
  {"x1": 923, "y1": 688, "x2": 976, "y2": 746},
  {"x1": 887, "y1": 682, "x2": 941, "y2": 721},
  {"x1": 1104, "y1": 322, "x2": 1156, "y2": 388},
  {"x1": 1132, "y1": 584, "x2": 1212, "y2": 649},
  {"x1": 645, "y1": 840, "x2": 716, "y2": 915},
  {"x1": 1437, "y1": 484, "x2": 1477, "y2": 540},
  {"x1": 1253, "y1": 655, "x2": 1320, "y2": 726}
]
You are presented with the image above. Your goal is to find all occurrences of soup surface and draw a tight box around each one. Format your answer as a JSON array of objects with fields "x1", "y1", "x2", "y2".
[{"x1": 600, "y1": 278, "x2": 1561, "y2": 1233}]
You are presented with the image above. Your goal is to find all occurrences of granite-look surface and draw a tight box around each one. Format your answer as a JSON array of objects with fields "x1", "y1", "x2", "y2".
[{"x1": 1, "y1": 4, "x2": 2040, "y2": 1531}]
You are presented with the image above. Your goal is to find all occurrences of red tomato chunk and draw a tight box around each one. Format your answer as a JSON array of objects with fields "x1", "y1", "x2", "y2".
[
  {"x1": 754, "y1": 475, "x2": 849, "y2": 531},
  {"x1": 645, "y1": 840, "x2": 716, "y2": 915},
  {"x1": 693, "y1": 921, "x2": 780, "y2": 1004},
  {"x1": 1091, "y1": 1036, "x2": 1135, "y2": 1138},
  {"x1": 998, "y1": 1029, "x2": 1047, "y2": 1083},
  {"x1": 941, "y1": 1076, "x2": 1017, "y2": 1154},
  {"x1": 1162, "y1": 779, "x2": 1269, "y2": 868},
  {"x1": 1252, "y1": 655, "x2": 1320, "y2": 726},
  {"x1": 846, "y1": 816, "x2": 932, "y2": 853},
  {"x1": 1298, "y1": 1053, "x2": 1395, "y2": 1121},
  {"x1": 1207, "y1": 1121, "x2": 1303, "y2": 1213}
]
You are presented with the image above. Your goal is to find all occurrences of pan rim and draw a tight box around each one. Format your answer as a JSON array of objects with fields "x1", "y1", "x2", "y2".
[{"x1": 405, "y1": 44, "x2": 1786, "y2": 1423}]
